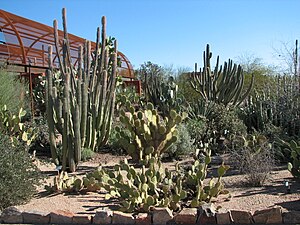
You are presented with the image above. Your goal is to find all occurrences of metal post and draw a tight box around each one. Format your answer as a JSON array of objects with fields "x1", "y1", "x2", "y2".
[{"x1": 28, "y1": 59, "x2": 34, "y2": 118}]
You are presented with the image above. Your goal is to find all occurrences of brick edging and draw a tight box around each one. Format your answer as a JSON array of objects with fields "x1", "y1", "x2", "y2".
[{"x1": 0, "y1": 205, "x2": 299, "y2": 224}]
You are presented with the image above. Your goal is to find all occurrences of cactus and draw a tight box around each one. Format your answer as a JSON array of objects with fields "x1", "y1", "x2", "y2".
[
  {"x1": 0, "y1": 105, "x2": 36, "y2": 146},
  {"x1": 145, "y1": 75, "x2": 182, "y2": 117},
  {"x1": 89, "y1": 157, "x2": 187, "y2": 212},
  {"x1": 46, "y1": 8, "x2": 117, "y2": 171},
  {"x1": 116, "y1": 102, "x2": 182, "y2": 164},
  {"x1": 44, "y1": 172, "x2": 83, "y2": 193},
  {"x1": 186, "y1": 148, "x2": 229, "y2": 207},
  {"x1": 190, "y1": 44, "x2": 254, "y2": 107},
  {"x1": 287, "y1": 140, "x2": 300, "y2": 178},
  {"x1": 44, "y1": 149, "x2": 229, "y2": 212},
  {"x1": 241, "y1": 75, "x2": 300, "y2": 136}
]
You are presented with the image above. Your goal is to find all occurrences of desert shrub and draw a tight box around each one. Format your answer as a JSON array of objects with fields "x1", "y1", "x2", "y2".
[
  {"x1": 186, "y1": 103, "x2": 247, "y2": 154},
  {"x1": 28, "y1": 117, "x2": 50, "y2": 155},
  {"x1": 0, "y1": 133, "x2": 41, "y2": 210},
  {"x1": 230, "y1": 134, "x2": 275, "y2": 186},
  {"x1": 164, "y1": 123, "x2": 195, "y2": 160},
  {"x1": 107, "y1": 121, "x2": 127, "y2": 155},
  {"x1": 81, "y1": 148, "x2": 95, "y2": 161},
  {"x1": 0, "y1": 68, "x2": 28, "y2": 114},
  {"x1": 185, "y1": 118, "x2": 207, "y2": 149}
]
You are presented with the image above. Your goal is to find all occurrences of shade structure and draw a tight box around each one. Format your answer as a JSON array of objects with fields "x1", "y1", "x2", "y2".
[{"x1": 0, "y1": 9, "x2": 134, "y2": 78}]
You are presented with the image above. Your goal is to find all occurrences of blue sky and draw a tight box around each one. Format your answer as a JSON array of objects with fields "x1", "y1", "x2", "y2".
[{"x1": 2, "y1": 0, "x2": 300, "y2": 70}]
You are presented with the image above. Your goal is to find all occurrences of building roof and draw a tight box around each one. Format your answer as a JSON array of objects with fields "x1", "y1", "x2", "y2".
[{"x1": 0, "y1": 9, "x2": 134, "y2": 78}]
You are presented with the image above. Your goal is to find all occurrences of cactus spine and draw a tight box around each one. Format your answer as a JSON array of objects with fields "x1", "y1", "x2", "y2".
[
  {"x1": 46, "y1": 8, "x2": 117, "y2": 171},
  {"x1": 190, "y1": 44, "x2": 254, "y2": 107}
]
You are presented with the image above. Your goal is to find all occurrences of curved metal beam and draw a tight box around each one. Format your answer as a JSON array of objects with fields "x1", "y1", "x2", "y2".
[{"x1": 0, "y1": 10, "x2": 26, "y2": 64}]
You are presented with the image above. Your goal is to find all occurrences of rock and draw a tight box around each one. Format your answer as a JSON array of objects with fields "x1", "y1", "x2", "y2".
[
  {"x1": 135, "y1": 213, "x2": 151, "y2": 225},
  {"x1": 253, "y1": 206, "x2": 282, "y2": 223},
  {"x1": 216, "y1": 210, "x2": 232, "y2": 225},
  {"x1": 152, "y1": 207, "x2": 173, "y2": 225},
  {"x1": 283, "y1": 211, "x2": 300, "y2": 223},
  {"x1": 174, "y1": 208, "x2": 197, "y2": 224},
  {"x1": 0, "y1": 206, "x2": 23, "y2": 223},
  {"x1": 50, "y1": 209, "x2": 74, "y2": 223},
  {"x1": 93, "y1": 208, "x2": 113, "y2": 224},
  {"x1": 112, "y1": 211, "x2": 135, "y2": 224},
  {"x1": 22, "y1": 210, "x2": 50, "y2": 224},
  {"x1": 197, "y1": 203, "x2": 216, "y2": 224},
  {"x1": 231, "y1": 210, "x2": 253, "y2": 224},
  {"x1": 73, "y1": 215, "x2": 92, "y2": 224}
]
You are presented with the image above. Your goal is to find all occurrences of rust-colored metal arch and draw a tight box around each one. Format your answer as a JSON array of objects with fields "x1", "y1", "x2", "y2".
[{"x1": 0, "y1": 9, "x2": 134, "y2": 78}]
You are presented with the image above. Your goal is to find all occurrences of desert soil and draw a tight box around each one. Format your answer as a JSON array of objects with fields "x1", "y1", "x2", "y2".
[{"x1": 16, "y1": 153, "x2": 300, "y2": 216}]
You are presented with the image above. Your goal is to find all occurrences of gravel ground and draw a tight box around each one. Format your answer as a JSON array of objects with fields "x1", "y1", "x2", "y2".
[{"x1": 16, "y1": 153, "x2": 300, "y2": 215}]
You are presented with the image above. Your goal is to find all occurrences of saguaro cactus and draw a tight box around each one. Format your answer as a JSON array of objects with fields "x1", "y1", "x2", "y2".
[
  {"x1": 46, "y1": 8, "x2": 117, "y2": 171},
  {"x1": 190, "y1": 44, "x2": 254, "y2": 107}
]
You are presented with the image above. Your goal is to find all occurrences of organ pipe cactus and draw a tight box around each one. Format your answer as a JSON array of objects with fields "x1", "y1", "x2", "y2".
[
  {"x1": 116, "y1": 102, "x2": 182, "y2": 164},
  {"x1": 46, "y1": 8, "x2": 117, "y2": 171},
  {"x1": 146, "y1": 75, "x2": 182, "y2": 117},
  {"x1": 190, "y1": 44, "x2": 254, "y2": 107}
]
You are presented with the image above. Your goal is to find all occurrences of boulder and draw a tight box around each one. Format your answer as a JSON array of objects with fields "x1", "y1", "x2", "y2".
[
  {"x1": 197, "y1": 203, "x2": 216, "y2": 224},
  {"x1": 0, "y1": 206, "x2": 23, "y2": 223},
  {"x1": 112, "y1": 211, "x2": 135, "y2": 224},
  {"x1": 50, "y1": 209, "x2": 74, "y2": 223},
  {"x1": 135, "y1": 213, "x2": 151, "y2": 225},
  {"x1": 152, "y1": 207, "x2": 173, "y2": 225},
  {"x1": 73, "y1": 215, "x2": 92, "y2": 224},
  {"x1": 216, "y1": 210, "x2": 232, "y2": 225},
  {"x1": 283, "y1": 211, "x2": 300, "y2": 224},
  {"x1": 253, "y1": 206, "x2": 282, "y2": 224},
  {"x1": 93, "y1": 208, "x2": 113, "y2": 224},
  {"x1": 22, "y1": 210, "x2": 50, "y2": 224},
  {"x1": 174, "y1": 208, "x2": 197, "y2": 224},
  {"x1": 231, "y1": 210, "x2": 253, "y2": 224}
]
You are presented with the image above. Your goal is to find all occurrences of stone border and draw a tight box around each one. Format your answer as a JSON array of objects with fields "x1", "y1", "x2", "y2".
[{"x1": 0, "y1": 206, "x2": 299, "y2": 224}]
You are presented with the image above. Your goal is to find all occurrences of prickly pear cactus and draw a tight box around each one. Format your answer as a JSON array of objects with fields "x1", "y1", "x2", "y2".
[
  {"x1": 44, "y1": 172, "x2": 83, "y2": 193},
  {"x1": 288, "y1": 140, "x2": 300, "y2": 178},
  {"x1": 116, "y1": 102, "x2": 182, "y2": 164},
  {"x1": 186, "y1": 148, "x2": 230, "y2": 207},
  {"x1": 95, "y1": 157, "x2": 187, "y2": 212}
]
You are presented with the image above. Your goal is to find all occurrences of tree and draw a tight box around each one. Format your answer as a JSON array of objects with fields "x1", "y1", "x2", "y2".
[
  {"x1": 273, "y1": 40, "x2": 300, "y2": 76},
  {"x1": 236, "y1": 53, "x2": 277, "y2": 93}
]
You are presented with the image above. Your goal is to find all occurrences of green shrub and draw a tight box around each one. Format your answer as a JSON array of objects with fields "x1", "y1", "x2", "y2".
[
  {"x1": 165, "y1": 123, "x2": 195, "y2": 160},
  {"x1": 28, "y1": 117, "x2": 50, "y2": 155},
  {"x1": 81, "y1": 148, "x2": 95, "y2": 161},
  {"x1": 187, "y1": 104, "x2": 247, "y2": 154},
  {"x1": 0, "y1": 68, "x2": 28, "y2": 113},
  {"x1": 0, "y1": 133, "x2": 41, "y2": 210},
  {"x1": 186, "y1": 118, "x2": 207, "y2": 149}
]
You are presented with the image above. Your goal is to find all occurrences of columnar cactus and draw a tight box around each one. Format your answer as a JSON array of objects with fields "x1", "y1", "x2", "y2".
[
  {"x1": 146, "y1": 75, "x2": 182, "y2": 117},
  {"x1": 241, "y1": 75, "x2": 300, "y2": 136},
  {"x1": 190, "y1": 44, "x2": 254, "y2": 107},
  {"x1": 46, "y1": 8, "x2": 117, "y2": 171},
  {"x1": 116, "y1": 102, "x2": 182, "y2": 164}
]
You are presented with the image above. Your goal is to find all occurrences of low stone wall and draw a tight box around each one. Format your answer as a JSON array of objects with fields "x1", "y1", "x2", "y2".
[{"x1": 1, "y1": 205, "x2": 299, "y2": 224}]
